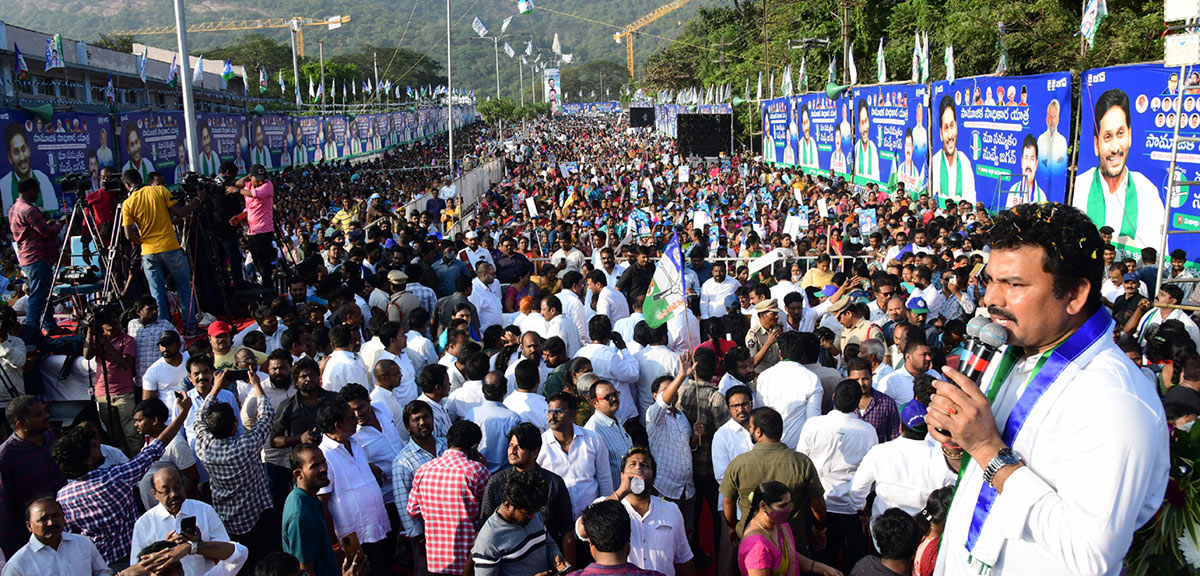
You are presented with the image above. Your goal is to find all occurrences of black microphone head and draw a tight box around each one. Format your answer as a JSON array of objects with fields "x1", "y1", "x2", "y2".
[
  {"x1": 979, "y1": 322, "x2": 1008, "y2": 348},
  {"x1": 966, "y1": 316, "x2": 989, "y2": 339}
]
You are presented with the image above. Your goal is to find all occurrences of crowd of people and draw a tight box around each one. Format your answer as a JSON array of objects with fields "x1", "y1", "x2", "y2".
[{"x1": 0, "y1": 111, "x2": 1177, "y2": 576}]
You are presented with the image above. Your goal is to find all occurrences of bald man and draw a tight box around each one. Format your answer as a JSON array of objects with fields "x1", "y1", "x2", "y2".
[{"x1": 130, "y1": 467, "x2": 247, "y2": 574}]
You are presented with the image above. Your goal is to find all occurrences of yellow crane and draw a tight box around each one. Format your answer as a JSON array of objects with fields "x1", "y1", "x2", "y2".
[
  {"x1": 111, "y1": 16, "x2": 351, "y2": 58},
  {"x1": 613, "y1": 0, "x2": 696, "y2": 79}
]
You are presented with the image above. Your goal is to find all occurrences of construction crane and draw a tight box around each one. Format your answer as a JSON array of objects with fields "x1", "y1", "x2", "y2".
[
  {"x1": 613, "y1": 0, "x2": 696, "y2": 79},
  {"x1": 111, "y1": 16, "x2": 350, "y2": 57}
]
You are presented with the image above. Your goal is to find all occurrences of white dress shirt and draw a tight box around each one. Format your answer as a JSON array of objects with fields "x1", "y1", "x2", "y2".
[
  {"x1": 712, "y1": 419, "x2": 753, "y2": 514},
  {"x1": 755, "y1": 361, "x2": 823, "y2": 449},
  {"x1": 936, "y1": 330, "x2": 1168, "y2": 576},
  {"x1": 468, "y1": 277, "x2": 504, "y2": 331},
  {"x1": 580, "y1": 497, "x2": 694, "y2": 576},
  {"x1": 359, "y1": 338, "x2": 386, "y2": 379},
  {"x1": 875, "y1": 367, "x2": 940, "y2": 407},
  {"x1": 594, "y1": 287, "x2": 631, "y2": 322},
  {"x1": 613, "y1": 312, "x2": 646, "y2": 351},
  {"x1": 504, "y1": 390, "x2": 550, "y2": 431},
  {"x1": 372, "y1": 349, "x2": 418, "y2": 406},
  {"x1": 667, "y1": 309, "x2": 701, "y2": 353},
  {"x1": 536, "y1": 426, "x2": 613, "y2": 519},
  {"x1": 405, "y1": 331, "x2": 439, "y2": 371},
  {"x1": 321, "y1": 350, "x2": 371, "y2": 393},
  {"x1": 850, "y1": 437, "x2": 956, "y2": 527},
  {"x1": 577, "y1": 343, "x2": 640, "y2": 423},
  {"x1": 130, "y1": 499, "x2": 246, "y2": 576},
  {"x1": 3, "y1": 533, "x2": 110, "y2": 576},
  {"x1": 445, "y1": 380, "x2": 485, "y2": 422},
  {"x1": 795, "y1": 411, "x2": 879, "y2": 514},
  {"x1": 369, "y1": 385, "x2": 412, "y2": 443},
  {"x1": 548, "y1": 315, "x2": 582, "y2": 357},
  {"x1": 700, "y1": 277, "x2": 740, "y2": 319},
  {"x1": 634, "y1": 346, "x2": 681, "y2": 417},
  {"x1": 558, "y1": 290, "x2": 590, "y2": 345},
  {"x1": 354, "y1": 404, "x2": 407, "y2": 503},
  {"x1": 317, "y1": 435, "x2": 392, "y2": 544},
  {"x1": 503, "y1": 357, "x2": 551, "y2": 395}
]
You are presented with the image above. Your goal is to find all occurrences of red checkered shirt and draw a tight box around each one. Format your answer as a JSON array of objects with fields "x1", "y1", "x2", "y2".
[{"x1": 406, "y1": 449, "x2": 490, "y2": 575}]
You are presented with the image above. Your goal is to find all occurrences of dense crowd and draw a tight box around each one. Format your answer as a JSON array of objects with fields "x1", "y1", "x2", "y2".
[{"x1": 0, "y1": 112, "x2": 1182, "y2": 576}]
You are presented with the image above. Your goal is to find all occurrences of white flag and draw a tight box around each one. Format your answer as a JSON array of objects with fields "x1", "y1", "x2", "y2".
[
  {"x1": 193, "y1": 55, "x2": 205, "y2": 85},
  {"x1": 944, "y1": 45, "x2": 955, "y2": 83},
  {"x1": 504, "y1": 43, "x2": 515, "y2": 58},
  {"x1": 501, "y1": 15, "x2": 513, "y2": 34},
  {"x1": 911, "y1": 31, "x2": 920, "y2": 84},
  {"x1": 876, "y1": 38, "x2": 887, "y2": 84},
  {"x1": 848, "y1": 48, "x2": 858, "y2": 85},
  {"x1": 552, "y1": 33, "x2": 562, "y2": 55},
  {"x1": 756, "y1": 71, "x2": 762, "y2": 101},
  {"x1": 472, "y1": 17, "x2": 489, "y2": 38}
]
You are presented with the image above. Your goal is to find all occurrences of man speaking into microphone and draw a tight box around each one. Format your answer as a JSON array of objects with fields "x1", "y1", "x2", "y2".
[{"x1": 927, "y1": 203, "x2": 1167, "y2": 576}]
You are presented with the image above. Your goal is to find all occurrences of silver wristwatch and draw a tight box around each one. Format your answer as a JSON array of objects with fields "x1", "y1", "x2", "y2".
[{"x1": 982, "y1": 447, "x2": 1022, "y2": 488}]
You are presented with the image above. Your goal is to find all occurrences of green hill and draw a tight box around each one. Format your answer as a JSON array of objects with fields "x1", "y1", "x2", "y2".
[{"x1": 0, "y1": 0, "x2": 719, "y2": 98}]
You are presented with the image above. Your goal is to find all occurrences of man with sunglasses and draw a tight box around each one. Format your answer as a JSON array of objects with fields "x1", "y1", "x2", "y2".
[
  {"x1": 585, "y1": 379, "x2": 633, "y2": 490},
  {"x1": 867, "y1": 278, "x2": 899, "y2": 324}
]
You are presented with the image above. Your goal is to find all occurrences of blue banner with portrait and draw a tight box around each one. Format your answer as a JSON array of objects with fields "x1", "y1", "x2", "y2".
[
  {"x1": 930, "y1": 72, "x2": 1072, "y2": 211},
  {"x1": 1075, "y1": 63, "x2": 1200, "y2": 259},
  {"x1": 0, "y1": 110, "x2": 112, "y2": 214},
  {"x1": 247, "y1": 115, "x2": 291, "y2": 170},
  {"x1": 118, "y1": 110, "x2": 186, "y2": 187},
  {"x1": 788, "y1": 92, "x2": 852, "y2": 178},
  {"x1": 761, "y1": 97, "x2": 789, "y2": 165},
  {"x1": 195, "y1": 114, "x2": 247, "y2": 176},
  {"x1": 562, "y1": 101, "x2": 621, "y2": 115},
  {"x1": 851, "y1": 84, "x2": 929, "y2": 194}
]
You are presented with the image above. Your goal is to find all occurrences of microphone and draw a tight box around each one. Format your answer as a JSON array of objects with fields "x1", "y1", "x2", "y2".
[{"x1": 959, "y1": 322, "x2": 1007, "y2": 382}]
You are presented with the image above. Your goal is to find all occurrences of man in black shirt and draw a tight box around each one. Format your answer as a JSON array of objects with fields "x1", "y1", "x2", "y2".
[
  {"x1": 270, "y1": 358, "x2": 335, "y2": 459},
  {"x1": 617, "y1": 246, "x2": 655, "y2": 308},
  {"x1": 1112, "y1": 272, "x2": 1148, "y2": 322}
]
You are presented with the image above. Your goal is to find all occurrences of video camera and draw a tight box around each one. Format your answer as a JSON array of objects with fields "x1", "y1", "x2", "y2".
[{"x1": 178, "y1": 171, "x2": 234, "y2": 203}]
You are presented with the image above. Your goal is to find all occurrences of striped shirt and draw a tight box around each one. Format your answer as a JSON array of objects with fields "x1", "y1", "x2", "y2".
[
  {"x1": 471, "y1": 513, "x2": 560, "y2": 575},
  {"x1": 585, "y1": 411, "x2": 633, "y2": 489}
]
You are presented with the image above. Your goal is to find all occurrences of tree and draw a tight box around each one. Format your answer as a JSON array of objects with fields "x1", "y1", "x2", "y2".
[{"x1": 95, "y1": 34, "x2": 134, "y2": 54}]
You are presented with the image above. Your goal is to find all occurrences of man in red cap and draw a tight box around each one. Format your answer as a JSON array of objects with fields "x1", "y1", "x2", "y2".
[{"x1": 208, "y1": 320, "x2": 266, "y2": 372}]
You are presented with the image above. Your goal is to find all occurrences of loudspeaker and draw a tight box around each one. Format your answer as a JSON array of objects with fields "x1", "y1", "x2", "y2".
[
  {"x1": 629, "y1": 107, "x2": 655, "y2": 128},
  {"x1": 676, "y1": 114, "x2": 731, "y2": 157}
]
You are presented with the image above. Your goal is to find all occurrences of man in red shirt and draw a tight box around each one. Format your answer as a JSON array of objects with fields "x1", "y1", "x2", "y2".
[
  {"x1": 407, "y1": 420, "x2": 490, "y2": 575},
  {"x1": 7, "y1": 178, "x2": 64, "y2": 335},
  {"x1": 82, "y1": 308, "x2": 139, "y2": 456}
]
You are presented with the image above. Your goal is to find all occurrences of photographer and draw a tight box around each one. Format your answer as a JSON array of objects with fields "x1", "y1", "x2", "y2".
[
  {"x1": 7, "y1": 177, "x2": 65, "y2": 336},
  {"x1": 121, "y1": 169, "x2": 205, "y2": 335},
  {"x1": 82, "y1": 308, "x2": 139, "y2": 456},
  {"x1": 228, "y1": 164, "x2": 275, "y2": 289}
]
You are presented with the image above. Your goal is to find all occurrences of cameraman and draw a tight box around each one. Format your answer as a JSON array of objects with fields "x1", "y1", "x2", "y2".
[
  {"x1": 83, "y1": 166, "x2": 123, "y2": 249},
  {"x1": 121, "y1": 169, "x2": 205, "y2": 335},
  {"x1": 214, "y1": 161, "x2": 247, "y2": 285},
  {"x1": 7, "y1": 178, "x2": 64, "y2": 336},
  {"x1": 228, "y1": 164, "x2": 275, "y2": 289}
]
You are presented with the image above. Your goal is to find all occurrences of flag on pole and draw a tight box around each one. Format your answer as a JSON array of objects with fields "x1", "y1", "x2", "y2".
[
  {"x1": 562, "y1": 53, "x2": 573, "y2": 64},
  {"x1": 44, "y1": 35, "x2": 64, "y2": 71},
  {"x1": 501, "y1": 15, "x2": 513, "y2": 34},
  {"x1": 278, "y1": 69, "x2": 285, "y2": 93},
  {"x1": 995, "y1": 21, "x2": 1009, "y2": 74},
  {"x1": 849, "y1": 47, "x2": 858, "y2": 85},
  {"x1": 525, "y1": 41, "x2": 534, "y2": 56},
  {"x1": 472, "y1": 17, "x2": 489, "y2": 38},
  {"x1": 944, "y1": 45, "x2": 955, "y2": 83},
  {"x1": 797, "y1": 57, "x2": 807, "y2": 92},
  {"x1": 780, "y1": 65, "x2": 793, "y2": 97},
  {"x1": 827, "y1": 56, "x2": 836, "y2": 84},
  {"x1": 877, "y1": 38, "x2": 887, "y2": 84},
  {"x1": 407, "y1": 85, "x2": 414, "y2": 99},
  {"x1": 138, "y1": 48, "x2": 148, "y2": 83},
  {"x1": 193, "y1": 55, "x2": 205, "y2": 85},
  {"x1": 308, "y1": 76, "x2": 315, "y2": 100},
  {"x1": 518, "y1": 0, "x2": 535, "y2": 15},
  {"x1": 315, "y1": 81, "x2": 324, "y2": 102},
  {"x1": 13, "y1": 45, "x2": 28, "y2": 80},
  {"x1": 259, "y1": 67, "x2": 267, "y2": 94},
  {"x1": 104, "y1": 73, "x2": 115, "y2": 105},
  {"x1": 504, "y1": 42, "x2": 515, "y2": 58},
  {"x1": 552, "y1": 33, "x2": 562, "y2": 55},
  {"x1": 239, "y1": 67, "x2": 250, "y2": 92},
  {"x1": 168, "y1": 55, "x2": 177, "y2": 88},
  {"x1": 920, "y1": 32, "x2": 930, "y2": 83},
  {"x1": 221, "y1": 60, "x2": 235, "y2": 81},
  {"x1": 1081, "y1": 0, "x2": 1108, "y2": 49},
  {"x1": 353, "y1": 81, "x2": 357, "y2": 97},
  {"x1": 343, "y1": 82, "x2": 347, "y2": 101},
  {"x1": 643, "y1": 233, "x2": 686, "y2": 328},
  {"x1": 911, "y1": 32, "x2": 920, "y2": 83}
]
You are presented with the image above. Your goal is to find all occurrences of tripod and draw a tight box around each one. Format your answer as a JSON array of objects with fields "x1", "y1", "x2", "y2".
[{"x1": 41, "y1": 201, "x2": 122, "y2": 331}]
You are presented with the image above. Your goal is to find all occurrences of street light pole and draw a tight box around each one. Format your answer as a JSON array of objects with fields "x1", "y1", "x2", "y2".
[
  {"x1": 172, "y1": 0, "x2": 199, "y2": 169},
  {"x1": 319, "y1": 40, "x2": 325, "y2": 109},
  {"x1": 446, "y1": 0, "x2": 455, "y2": 174},
  {"x1": 289, "y1": 21, "x2": 302, "y2": 107}
]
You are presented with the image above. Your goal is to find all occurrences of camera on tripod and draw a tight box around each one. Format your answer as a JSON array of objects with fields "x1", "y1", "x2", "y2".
[{"x1": 178, "y1": 171, "x2": 228, "y2": 203}]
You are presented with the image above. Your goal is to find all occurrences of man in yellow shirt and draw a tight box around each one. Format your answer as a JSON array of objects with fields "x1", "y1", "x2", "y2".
[
  {"x1": 332, "y1": 197, "x2": 363, "y2": 234},
  {"x1": 121, "y1": 170, "x2": 206, "y2": 334}
]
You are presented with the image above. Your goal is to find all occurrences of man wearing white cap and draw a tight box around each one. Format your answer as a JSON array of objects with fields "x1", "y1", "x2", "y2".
[{"x1": 459, "y1": 231, "x2": 494, "y2": 269}]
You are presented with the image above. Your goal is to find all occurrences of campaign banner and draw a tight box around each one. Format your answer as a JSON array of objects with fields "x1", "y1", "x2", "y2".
[
  {"x1": 344, "y1": 116, "x2": 367, "y2": 157},
  {"x1": 119, "y1": 110, "x2": 186, "y2": 187},
  {"x1": 0, "y1": 109, "x2": 111, "y2": 214},
  {"x1": 788, "y1": 92, "x2": 851, "y2": 178},
  {"x1": 697, "y1": 104, "x2": 732, "y2": 114},
  {"x1": 324, "y1": 115, "x2": 349, "y2": 161},
  {"x1": 761, "y1": 97, "x2": 789, "y2": 164},
  {"x1": 1076, "y1": 63, "x2": 1200, "y2": 258},
  {"x1": 562, "y1": 101, "x2": 621, "y2": 115},
  {"x1": 930, "y1": 73, "x2": 1072, "y2": 210},
  {"x1": 293, "y1": 117, "x2": 322, "y2": 166},
  {"x1": 195, "y1": 114, "x2": 247, "y2": 176},
  {"x1": 544, "y1": 68, "x2": 562, "y2": 114},
  {"x1": 248, "y1": 115, "x2": 291, "y2": 170},
  {"x1": 389, "y1": 111, "x2": 406, "y2": 145},
  {"x1": 371, "y1": 114, "x2": 388, "y2": 153},
  {"x1": 850, "y1": 84, "x2": 929, "y2": 193}
]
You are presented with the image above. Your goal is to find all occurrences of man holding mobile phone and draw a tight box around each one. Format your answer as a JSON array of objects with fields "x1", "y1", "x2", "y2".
[{"x1": 128, "y1": 467, "x2": 247, "y2": 575}]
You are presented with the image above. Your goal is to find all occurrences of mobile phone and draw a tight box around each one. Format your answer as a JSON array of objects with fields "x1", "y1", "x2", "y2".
[
  {"x1": 340, "y1": 532, "x2": 362, "y2": 561},
  {"x1": 180, "y1": 516, "x2": 197, "y2": 536},
  {"x1": 552, "y1": 565, "x2": 573, "y2": 576},
  {"x1": 224, "y1": 369, "x2": 249, "y2": 381}
]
